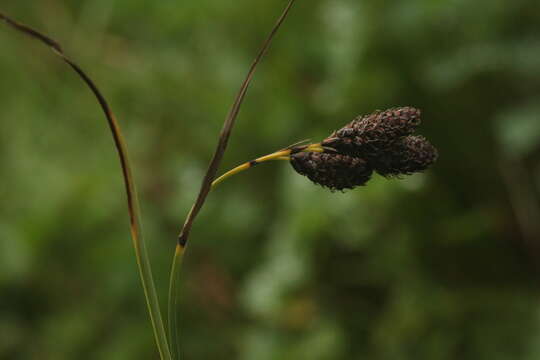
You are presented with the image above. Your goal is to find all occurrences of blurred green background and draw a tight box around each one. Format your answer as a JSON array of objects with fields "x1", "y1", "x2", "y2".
[{"x1": 1, "y1": 0, "x2": 540, "y2": 359}]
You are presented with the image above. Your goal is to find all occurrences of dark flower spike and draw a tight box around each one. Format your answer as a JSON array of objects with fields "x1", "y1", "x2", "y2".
[
  {"x1": 290, "y1": 152, "x2": 373, "y2": 191},
  {"x1": 322, "y1": 107, "x2": 422, "y2": 159},
  {"x1": 371, "y1": 135, "x2": 439, "y2": 177}
]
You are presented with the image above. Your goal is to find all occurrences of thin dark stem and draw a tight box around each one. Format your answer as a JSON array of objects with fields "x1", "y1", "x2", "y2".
[
  {"x1": 177, "y1": 0, "x2": 297, "y2": 247},
  {"x1": 0, "y1": 11, "x2": 172, "y2": 360},
  {"x1": 168, "y1": 2, "x2": 298, "y2": 358}
]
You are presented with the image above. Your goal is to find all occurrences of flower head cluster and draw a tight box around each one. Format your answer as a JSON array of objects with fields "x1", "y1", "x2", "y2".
[{"x1": 290, "y1": 107, "x2": 438, "y2": 190}]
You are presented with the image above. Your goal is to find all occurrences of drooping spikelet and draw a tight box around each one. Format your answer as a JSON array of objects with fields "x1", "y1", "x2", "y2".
[
  {"x1": 290, "y1": 152, "x2": 372, "y2": 191},
  {"x1": 322, "y1": 107, "x2": 422, "y2": 158},
  {"x1": 287, "y1": 106, "x2": 436, "y2": 191},
  {"x1": 370, "y1": 135, "x2": 439, "y2": 177}
]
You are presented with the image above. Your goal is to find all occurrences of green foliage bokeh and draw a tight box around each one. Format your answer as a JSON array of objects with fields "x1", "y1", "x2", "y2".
[{"x1": 1, "y1": 0, "x2": 540, "y2": 359}]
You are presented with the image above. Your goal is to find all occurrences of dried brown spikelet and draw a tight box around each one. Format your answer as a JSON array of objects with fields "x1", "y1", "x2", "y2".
[
  {"x1": 290, "y1": 152, "x2": 373, "y2": 191},
  {"x1": 371, "y1": 135, "x2": 439, "y2": 177},
  {"x1": 322, "y1": 107, "x2": 422, "y2": 158}
]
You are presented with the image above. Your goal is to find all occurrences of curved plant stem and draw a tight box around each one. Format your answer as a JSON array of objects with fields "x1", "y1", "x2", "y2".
[
  {"x1": 167, "y1": 147, "x2": 296, "y2": 358},
  {"x1": 176, "y1": 0, "x2": 297, "y2": 249},
  {"x1": 212, "y1": 149, "x2": 292, "y2": 187},
  {"x1": 167, "y1": 1, "x2": 298, "y2": 358},
  {"x1": 167, "y1": 152, "x2": 292, "y2": 360},
  {"x1": 166, "y1": 149, "x2": 292, "y2": 360},
  {"x1": 167, "y1": 145, "x2": 324, "y2": 359},
  {"x1": 212, "y1": 143, "x2": 323, "y2": 187},
  {"x1": 0, "y1": 12, "x2": 172, "y2": 360}
]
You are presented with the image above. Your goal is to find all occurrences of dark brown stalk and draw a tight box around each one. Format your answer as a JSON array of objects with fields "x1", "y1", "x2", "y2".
[
  {"x1": 177, "y1": 0, "x2": 297, "y2": 247},
  {"x1": 0, "y1": 12, "x2": 135, "y2": 233},
  {"x1": 0, "y1": 11, "x2": 172, "y2": 360}
]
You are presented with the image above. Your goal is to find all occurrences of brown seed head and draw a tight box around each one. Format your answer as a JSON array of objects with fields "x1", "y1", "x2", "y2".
[
  {"x1": 322, "y1": 107, "x2": 422, "y2": 158},
  {"x1": 290, "y1": 152, "x2": 373, "y2": 191},
  {"x1": 290, "y1": 107, "x2": 436, "y2": 191}
]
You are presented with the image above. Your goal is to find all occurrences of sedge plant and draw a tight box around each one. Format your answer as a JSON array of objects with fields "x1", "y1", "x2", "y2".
[{"x1": 1, "y1": 2, "x2": 437, "y2": 359}]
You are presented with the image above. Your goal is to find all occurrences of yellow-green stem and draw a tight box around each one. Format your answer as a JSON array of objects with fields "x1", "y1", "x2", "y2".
[
  {"x1": 168, "y1": 244, "x2": 185, "y2": 360},
  {"x1": 212, "y1": 143, "x2": 324, "y2": 188},
  {"x1": 212, "y1": 149, "x2": 292, "y2": 188},
  {"x1": 167, "y1": 142, "x2": 323, "y2": 359}
]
